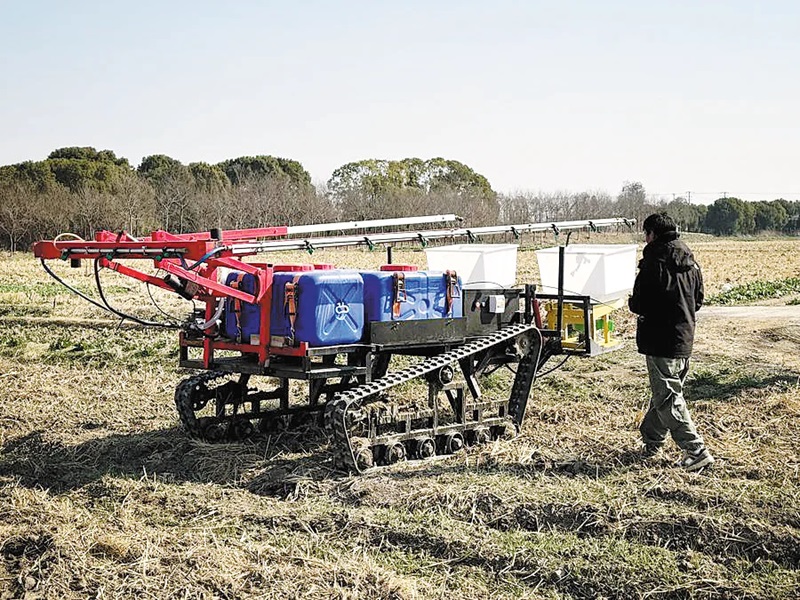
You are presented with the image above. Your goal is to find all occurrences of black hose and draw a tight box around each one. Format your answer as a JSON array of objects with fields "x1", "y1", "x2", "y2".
[
  {"x1": 537, "y1": 354, "x2": 570, "y2": 377},
  {"x1": 41, "y1": 258, "x2": 109, "y2": 312},
  {"x1": 147, "y1": 279, "x2": 190, "y2": 322},
  {"x1": 187, "y1": 246, "x2": 227, "y2": 271},
  {"x1": 93, "y1": 258, "x2": 181, "y2": 329}
]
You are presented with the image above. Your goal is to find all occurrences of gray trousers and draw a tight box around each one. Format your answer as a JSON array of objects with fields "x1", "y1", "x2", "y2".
[{"x1": 640, "y1": 355, "x2": 705, "y2": 452}]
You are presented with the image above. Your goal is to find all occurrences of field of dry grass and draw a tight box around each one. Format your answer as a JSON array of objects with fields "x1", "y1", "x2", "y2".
[{"x1": 1, "y1": 233, "x2": 799, "y2": 599}]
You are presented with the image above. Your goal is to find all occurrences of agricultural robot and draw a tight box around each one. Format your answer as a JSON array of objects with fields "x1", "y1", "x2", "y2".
[{"x1": 33, "y1": 214, "x2": 634, "y2": 473}]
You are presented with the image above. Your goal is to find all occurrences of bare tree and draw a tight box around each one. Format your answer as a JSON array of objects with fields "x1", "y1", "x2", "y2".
[
  {"x1": 301, "y1": 186, "x2": 338, "y2": 224},
  {"x1": 426, "y1": 186, "x2": 499, "y2": 227},
  {"x1": 113, "y1": 171, "x2": 157, "y2": 236},
  {"x1": 152, "y1": 170, "x2": 194, "y2": 232},
  {"x1": 0, "y1": 181, "x2": 36, "y2": 252},
  {"x1": 615, "y1": 181, "x2": 652, "y2": 223},
  {"x1": 67, "y1": 185, "x2": 120, "y2": 239},
  {"x1": 571, "y1": 191, "x2": 614, "y2": 219}
]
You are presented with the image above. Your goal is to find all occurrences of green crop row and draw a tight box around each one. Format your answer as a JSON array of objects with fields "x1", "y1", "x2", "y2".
[{"x1": 706, "y1": 277, "x2": 800, "y2": 305}]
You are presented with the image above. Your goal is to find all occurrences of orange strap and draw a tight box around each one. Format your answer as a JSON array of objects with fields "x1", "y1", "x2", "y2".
[
  {"x1": 444, "y1": 270, "x2": 459, "y2": 316},
  {"x1": 230, "y1": 272, "x2": 246, "y2": 341},
  {"x1": 392, "y1": 273, "x2": 407, "y2": 318},
  {"x1": 284, "y1": 275, "x2": 301, "y2": 340}
]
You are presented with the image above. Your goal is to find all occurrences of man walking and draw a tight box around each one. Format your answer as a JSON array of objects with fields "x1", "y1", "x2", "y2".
[{"x1": 628, "y1": 213, "x2": 714, "y2": 471}]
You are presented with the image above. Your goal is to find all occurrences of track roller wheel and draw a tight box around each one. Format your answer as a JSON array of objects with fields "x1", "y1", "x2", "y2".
[
  {"x1": 231, "y1": 419, "x2": 254, "y2": 440},
  {"x1": 427, "y1": 365, "x2": 455, "y2": 386},
  {"x1": 191, "y1": 391, "x2": 209, "y2": 411},
  {"x1": 414, "y1": 437, "x2": 436, "y2": 460},
  {"x1": 471, "y1": 427, "x2": 492, "y2": 446},
  {"x1": 513, "y1": 331, "x2": 535, "y2": 358},
  {"x1": 492, "y1": 422, "x2": 519, "y2": 441},
  {"x1": 351, "y1": 437, "x2": 374, "y2": 471},
  {"x1": 202, "y1": 420, "x2": 227, "y2": 442},
  {"x1": 441, "y1": 432, "x2": 465, "y2": 454},
  {"x1": 384, "y1": 442, "x2": 407, "y2": 465},
  {"x1": 260, "y1": 415, "x2": 289, "y2": 433}
]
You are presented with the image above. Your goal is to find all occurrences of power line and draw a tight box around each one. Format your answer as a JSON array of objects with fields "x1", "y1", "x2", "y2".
[
  {"x1": 655, "y1": 191, "x2": 800, "y2": 196},
  {"x1": 652, "y1": 191, "x2": 800, "y2": 199}
]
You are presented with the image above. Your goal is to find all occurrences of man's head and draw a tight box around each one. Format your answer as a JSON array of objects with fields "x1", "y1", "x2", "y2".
[{"x1": 642, "y1": 212, "x2": 677, "y2": 243}]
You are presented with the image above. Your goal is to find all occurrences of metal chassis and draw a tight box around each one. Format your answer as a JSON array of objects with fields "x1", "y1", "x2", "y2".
[{"x1": 173, "y1": 285, "x2": 563, "y2": 432}]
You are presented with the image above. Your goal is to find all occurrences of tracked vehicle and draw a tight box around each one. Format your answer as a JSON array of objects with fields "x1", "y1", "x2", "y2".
[{"x1": 34, "y1": 215, "x2": 633, "y2": 473}]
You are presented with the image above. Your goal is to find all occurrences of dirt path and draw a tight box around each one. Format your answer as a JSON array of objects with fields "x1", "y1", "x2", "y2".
[
  {"x1": 693, "y1": 304, "x2": 800, "y2": 371},
  {"x1": 699, "y1": 305, "x2": 800, "y2": 320}
]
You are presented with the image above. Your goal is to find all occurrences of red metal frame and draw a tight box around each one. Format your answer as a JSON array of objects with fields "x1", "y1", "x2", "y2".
[
  {"x1": 34, "y1": 226, "x2": 298, "y2": 369},
  {"x1": 33, "y1": 225, "x2": 287, "y2": 261}
]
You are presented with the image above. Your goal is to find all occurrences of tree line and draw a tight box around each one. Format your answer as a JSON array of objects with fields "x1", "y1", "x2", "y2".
[
  {"x1": 1, "y1": 147, "x2": 797, "y2": 252},
  {"x1": 502, "y1": 181, "x2": 800, "y2": 236},
  {"x1": 0, "y1": 148, "x2": 500, "y2": 252}
]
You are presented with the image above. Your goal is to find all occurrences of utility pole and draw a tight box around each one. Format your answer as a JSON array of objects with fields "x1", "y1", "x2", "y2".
[
  {"x1": 721, "y1": 191, "x2": 727, "y2": 199},
  {"x1": 686, "y1": 191, "x2": 692, "y2": 204}
]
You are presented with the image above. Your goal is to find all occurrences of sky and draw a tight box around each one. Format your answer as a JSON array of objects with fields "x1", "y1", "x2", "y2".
[{"x1": 1, "y1": 0, "x2": 799, "y2": 203}]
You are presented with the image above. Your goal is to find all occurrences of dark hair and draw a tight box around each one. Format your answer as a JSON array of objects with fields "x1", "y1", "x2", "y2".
[{"x1": 642, "y1": 212, "x2": 677, "y2": 236}]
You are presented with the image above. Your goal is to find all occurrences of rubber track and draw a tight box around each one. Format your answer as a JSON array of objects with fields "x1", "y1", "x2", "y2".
[
  {"x1": 507, "y1": 352, "x2": 538, "y2": 426},
  {"x1": 174, "y1": 370, "x2": 227, "y2": 438},
  {"x1": 327, "y1": 323, "x2": 537, "y2": 473}
]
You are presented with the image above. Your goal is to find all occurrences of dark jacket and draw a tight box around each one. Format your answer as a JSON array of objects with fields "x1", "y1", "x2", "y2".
[{"x1": 628, "y1": 231, "x2": 704, "y2": 358}]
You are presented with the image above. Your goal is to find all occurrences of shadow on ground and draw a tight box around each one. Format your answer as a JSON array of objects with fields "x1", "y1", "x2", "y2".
[
  {"x1": 0, "y1": 424, "x2": 658, "y2": 501},
  {"x1": 0, "y1": 425, "x2": 335, "y2": 495},
  {"x1": 4, "y1": 424, "x2": 799, "y2": 571},
  {"x1": 3, "y1": 363, "x2": 794, "y2": 498},
  {"x1": 687, "y1": 369, "x2": 799, "y2": 402}
]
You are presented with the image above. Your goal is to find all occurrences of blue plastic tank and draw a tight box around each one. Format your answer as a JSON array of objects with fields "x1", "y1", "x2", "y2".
[
  {"x1": 271, "y1": 270, "x2": 364, "y2": 346},
  {"x1": 362, "y1": 269, "x2": 463, "y2": 322},
  {"x1": 222, "y1": 272, "x2": 261, "y2": 343}
]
